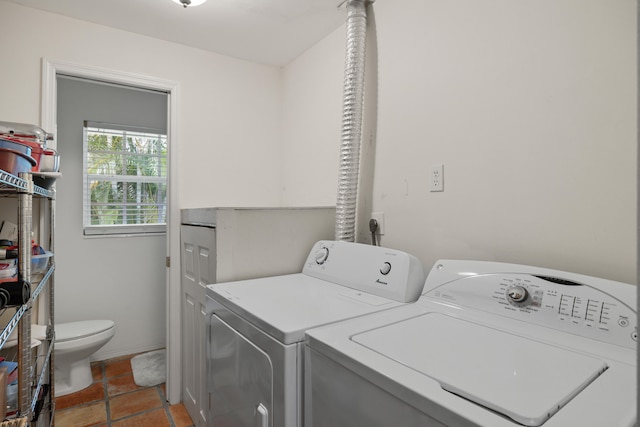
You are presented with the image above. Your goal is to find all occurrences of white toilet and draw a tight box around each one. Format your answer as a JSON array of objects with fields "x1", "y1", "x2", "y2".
[{"x1": 54, "y1": 320, "x2": 115, "y2": 397}]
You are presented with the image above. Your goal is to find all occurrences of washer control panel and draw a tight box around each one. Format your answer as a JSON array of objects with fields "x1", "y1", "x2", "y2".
[
  {"x1": 426, "y1": 272, "x2": 637, "y2": 349},
  {"x1": 302, "y1": 240, "x2": 426, "y2": 303}
]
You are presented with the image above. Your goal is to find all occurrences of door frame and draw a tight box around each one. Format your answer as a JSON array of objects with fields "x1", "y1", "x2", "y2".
[{"x1": 41, "y1": 58, "x2": 183, "y2": 404}]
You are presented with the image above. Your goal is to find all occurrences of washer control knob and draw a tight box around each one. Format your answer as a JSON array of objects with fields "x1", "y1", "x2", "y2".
[
  {"x1": 380, "y1": 262, "x2": 392, "y2": 275},
  {"x1": 314, "y1": 247, "x2": 329, "y2": 265},
  {"x1": 506, "y1": 285, "x2": 529, "y2": 303}
]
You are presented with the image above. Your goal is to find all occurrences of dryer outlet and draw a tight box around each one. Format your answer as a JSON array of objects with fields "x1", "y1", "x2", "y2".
[{"x1": 371, "y1": 212, "x2": 385, "y2": 235}]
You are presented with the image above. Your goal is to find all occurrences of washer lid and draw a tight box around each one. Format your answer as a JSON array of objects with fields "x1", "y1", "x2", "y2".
[{"x1": 352, "y1": 313, "x2": 607, "y2": 426}]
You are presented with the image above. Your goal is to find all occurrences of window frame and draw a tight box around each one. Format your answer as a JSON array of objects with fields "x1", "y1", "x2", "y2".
[{"x1": 82, "y1": 121, "x2": 168, "y2": 236}]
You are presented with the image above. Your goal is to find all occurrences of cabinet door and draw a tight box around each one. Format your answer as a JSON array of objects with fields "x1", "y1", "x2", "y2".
[{"x1": 181, "y1": 225, "x2": 216, "y2": 427}]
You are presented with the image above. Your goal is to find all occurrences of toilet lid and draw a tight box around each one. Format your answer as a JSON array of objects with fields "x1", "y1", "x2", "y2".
[{"x1": 56, "y1": 320, "x2": 114, "y2": 341}]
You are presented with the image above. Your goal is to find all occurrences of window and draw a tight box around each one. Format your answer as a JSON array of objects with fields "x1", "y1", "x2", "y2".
[{"x1": 83, "y1": 121, "x2": 167, "y2": 235}]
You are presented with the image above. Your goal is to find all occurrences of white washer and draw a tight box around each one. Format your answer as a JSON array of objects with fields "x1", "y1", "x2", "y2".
[
  {"x1": 205, "y1": 240, "x2": 426, "y2": 427},
  {"x1": 305, "y1": 260, "x2": 637, "y2": 427}
]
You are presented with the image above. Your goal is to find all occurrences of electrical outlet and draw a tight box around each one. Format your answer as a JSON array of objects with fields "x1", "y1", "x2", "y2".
[
  {"x1": 430, "y1": 164, "x2": 444, "y2": 192},
  {"x1": 371, "y1": 212, "x2": 385, "y2": 235}
]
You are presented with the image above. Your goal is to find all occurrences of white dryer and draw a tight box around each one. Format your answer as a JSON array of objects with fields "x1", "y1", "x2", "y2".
[
  {"x1": 205, "y1": 240, "x2": 426, "y2": 427},
  {"x1": 305, "y1": 260, "x2": 637, "y2": 427}
]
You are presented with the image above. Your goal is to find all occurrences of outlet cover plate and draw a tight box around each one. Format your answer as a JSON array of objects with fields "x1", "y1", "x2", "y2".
[{"x1": 430, "y1": 164, "x2": 444, "y2": 192}]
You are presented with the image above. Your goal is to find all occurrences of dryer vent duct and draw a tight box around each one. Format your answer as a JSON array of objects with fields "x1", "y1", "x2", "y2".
[{"x1": 335, "y1": 0, "x2": 368, "y2": 242}]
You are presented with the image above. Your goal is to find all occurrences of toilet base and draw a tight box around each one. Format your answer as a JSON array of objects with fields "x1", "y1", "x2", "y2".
[{"x1": 54, "y1": 357, "x2": 93, "y2": 397}]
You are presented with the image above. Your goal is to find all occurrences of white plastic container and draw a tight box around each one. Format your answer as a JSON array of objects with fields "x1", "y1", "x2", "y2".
[{"x1": 31, "y1": 251, "x2": 53, "y2": 275}]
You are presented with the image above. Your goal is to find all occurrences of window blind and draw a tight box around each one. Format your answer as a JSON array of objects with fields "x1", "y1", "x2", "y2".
[{"x1": 83, "y1": 121, "x2": 167, "y2": 236}]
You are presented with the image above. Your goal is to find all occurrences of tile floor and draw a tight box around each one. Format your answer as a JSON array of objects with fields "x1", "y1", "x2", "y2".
[{"x1": 54, "y1": 353, "x2": 194, "y2": 427}]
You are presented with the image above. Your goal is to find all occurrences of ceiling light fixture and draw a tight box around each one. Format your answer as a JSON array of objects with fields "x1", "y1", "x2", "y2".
[{"x1": 172, "y1": 0, "x2": 207, "y2": 8}]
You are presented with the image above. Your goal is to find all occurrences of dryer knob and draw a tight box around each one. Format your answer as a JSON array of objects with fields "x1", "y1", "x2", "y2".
[
  {"x1": 380, "y1": 262, "x2": 392, "y2": 275},
  {"x1": 314, "y1": 247, "x2": 329, "y2": 265},
  {"x1": 506, "y1": 285, "x2": 529, "y2": 303}
]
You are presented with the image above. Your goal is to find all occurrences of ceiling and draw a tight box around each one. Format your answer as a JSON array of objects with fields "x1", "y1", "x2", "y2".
[{"x1": 6, "y1": 0, "x2": 347, "y2": 66}]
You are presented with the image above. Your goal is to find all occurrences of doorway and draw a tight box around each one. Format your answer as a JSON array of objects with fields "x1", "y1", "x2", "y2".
[
  {"x1": 56, "y1": 74, "x2": 167, "y2": 354},
  {"x1": 41, "y1": 60, "x2": 182, "y2": 404}
]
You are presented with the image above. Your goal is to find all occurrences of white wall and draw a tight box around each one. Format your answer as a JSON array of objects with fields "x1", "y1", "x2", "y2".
[
  {"x1": 0, "y1": 1, "x2": 284, "y2": 357},
  {"x1": 281, "y1": 0, "x2": 637, "y2": 285},
  {"x1": 281, "y1": 28, "x2": 345, "y2": 206},
  {"x1": 0, "y1": 1, "x2": 283, "y2": 209}
]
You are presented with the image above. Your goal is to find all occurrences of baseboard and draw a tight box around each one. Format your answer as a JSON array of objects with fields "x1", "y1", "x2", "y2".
[{"x1": 91, "y1": 344, "x2": 165, "y2": 362}]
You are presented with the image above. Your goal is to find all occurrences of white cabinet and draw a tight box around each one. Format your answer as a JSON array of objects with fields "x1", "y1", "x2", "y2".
[
  {"x1": 181, "y1": 223, "x2": 216, "y2": 427},
  {"x1": 180, "y1": 207, "x2": 335, "y2": 427}
]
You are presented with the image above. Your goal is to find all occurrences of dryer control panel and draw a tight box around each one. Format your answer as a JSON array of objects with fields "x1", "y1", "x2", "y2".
[
  {"x1": 302, "y1": 240, "x2": 427, "y2": 303},
  {"x1": 424, "y1": 261, "x2": 637, "y2": 350}
]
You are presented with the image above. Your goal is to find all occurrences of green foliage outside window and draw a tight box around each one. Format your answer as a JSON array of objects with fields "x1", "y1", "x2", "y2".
[{"x1": 85, "y1": 125, "x2": 167, "y2": 231}]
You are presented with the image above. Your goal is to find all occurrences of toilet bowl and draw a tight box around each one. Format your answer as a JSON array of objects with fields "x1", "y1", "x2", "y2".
[{"x1": 54, "y1": 320, "x2": 115, "y2": 397}]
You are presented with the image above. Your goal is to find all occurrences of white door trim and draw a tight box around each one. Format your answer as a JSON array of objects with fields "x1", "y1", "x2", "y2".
[{"x1": 40, "y1": 58, "x2": 183, "y2": 405}]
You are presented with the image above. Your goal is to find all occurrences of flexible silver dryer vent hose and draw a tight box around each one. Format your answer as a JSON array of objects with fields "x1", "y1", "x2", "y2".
[{"x1": 335, "y1": 0, "x2": 368, "y2": 242}]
